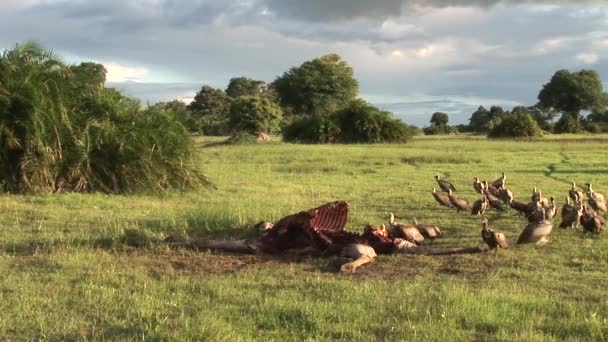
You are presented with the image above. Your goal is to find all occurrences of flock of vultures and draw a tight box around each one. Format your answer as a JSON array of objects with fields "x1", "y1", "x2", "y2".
[
  {"x1": 432, "y1": 174, "x2": 606, "y2": 250},
  {"x1": 165, "y1": 173, "x2": 606, "y2": 273}
]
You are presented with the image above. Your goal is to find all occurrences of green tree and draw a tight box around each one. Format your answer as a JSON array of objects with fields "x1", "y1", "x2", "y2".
[
  {"x1": 69, "y1": 62, "x2": 107, "y2": 90},
  {"x1": 229, "y1": 96, "x2": 282, "y2": 135},
  {"x1": 488, "y1": 110, "x2": 543, "y2": 138},
  {"x1": 430, "y1": 112, "x2": 449, "y2": 127},
  {"x1": 468, "y1": 106, "x2": 490, "y2": 132},
  {"x1": 187, "y1": 85, "x2": 230, "y2": 134},
  {"x1": 335, "y1": 100, "x2": 412, "y2": 143},
  {"x1": 538, "y1": 69, "x2": 606, "y2": 115},
  {"x1": 272, "y1": 54, "x2": 359, "y2": 116},
  {"x1": 226, "y1": 77, "x2": 267, "y2": 98},
  {"x1": 554, "y1": 113, "x2": 582, "y2": 133}
]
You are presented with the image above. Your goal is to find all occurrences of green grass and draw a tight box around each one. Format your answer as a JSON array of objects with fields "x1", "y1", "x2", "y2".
[{"x1": 1, "y1": 134, "x2": 608, "y2": 340}]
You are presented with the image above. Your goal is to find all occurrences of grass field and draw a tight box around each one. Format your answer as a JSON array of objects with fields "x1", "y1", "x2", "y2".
[{"x1": 1, "y1": 134, "x2": 607, "y2": 340}]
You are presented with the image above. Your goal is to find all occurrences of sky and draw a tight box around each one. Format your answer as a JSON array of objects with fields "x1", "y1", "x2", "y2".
[{"x1": 1, "y1": 0, "x2": 607, "y2": 126}]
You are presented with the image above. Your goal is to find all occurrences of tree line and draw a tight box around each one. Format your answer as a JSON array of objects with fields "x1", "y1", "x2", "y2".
[
  {"x1": 424, "y1": 69, "x2": 608, "y2": 137},
  {"x1": 177, "y1": 53, "x2": 416, "y2": 143}
]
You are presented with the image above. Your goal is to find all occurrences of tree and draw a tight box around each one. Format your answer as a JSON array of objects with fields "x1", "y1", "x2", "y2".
[
  {"x1": 273, "y1": 54, "x2": 359, "y2": 116},
  {"x1": 187, "y1": 85, "x2": 231, "y2": 134},
  {"x1": 70, "y1": 62, "x2": 107, "y2": 90},
  {"x1": 538, "y1": 69, "x2": 606, "y2": 115},
  {"x1": 430, "y1": 112, "x2": 449, "y2": 127},
  {"x1": 468, "y1": 106, "x2": 490, "y2": 132},
  {"x1": 282, "y1": 100, "x2": 414, "y2": 143},
  {"x1": 488, "y1": 110, "x2": 543, "y2": 138},
  {"x1": 226, "y1": 77, "x2": 267, "y2": 98},
  {"x1": 229, "y1": 96, "x2": 282, "y2": 135},
  {"x1": 553, "y1": 113, "x2": 582, "y2": 133}
]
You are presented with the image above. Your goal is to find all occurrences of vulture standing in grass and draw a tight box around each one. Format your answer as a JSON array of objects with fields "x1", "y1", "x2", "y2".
[
  {"x1": 487, "y1": 194, "x2": 506, "y2": 212},
  {"x1": 492, "y1": 172, "x2": 507, "y2": 189},
  {"x1": 432, "y1": 187, "x2": 454, "y2": 208},
  {"x1": 586, "y1": 183, "x2": 607, "y2": 212},
  {"x1": 435, "y1": 175, "x2": 456, "y2": 193},
  {"x1": 387, "y1": 213, "x2": 425, "y2": 245},
  {"x1": 506, "y1": 191, "x2": 528, "y2": 216},
  {"x1": 580, "y1": 205, "x2": 605, "y2": 235},
  {"x1": 498, "y1": 188, "x2": 514, "y2": 204},
  {"x1": 517, "y1": 208, "x2": 553, "y2": 245},
  {"x1": 481, "y1": 219, "x2": 508, "y2": 253},
  {"x1": 473, "y1": 177, "x2": 484, "y2": 194},
  {"x1": 413, "y1": 218, "x2": 443, "y2": 241},
  {"x1": 545, "y1": 197, "x2": 557, "y2": 220},
  {"x1": 471, "y1": 195, "x2": 489, "y2": 215},
  {"x1": 448, "y1": 189, "x2": 471, "y2": 213},
  {"x1": 526, "y1": 200, "x2": 545, "y2": 223},
  {"x1": 532, "y1": 187, "x2": 550, "y2": 208},
  {"x1": 560, "y1": 196, "x2": 582, "y2": 229},
  {"x1": 569, "y1": 182, "x2": 584, "y2": 202},
  {"x1": 483, "y1": 180, "x2": 501, "y2": 198}
]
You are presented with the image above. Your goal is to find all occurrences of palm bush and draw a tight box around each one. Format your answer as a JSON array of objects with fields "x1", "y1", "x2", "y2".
[{"x1": 0, "y1": 42, "x2": 206, "y2": 193}]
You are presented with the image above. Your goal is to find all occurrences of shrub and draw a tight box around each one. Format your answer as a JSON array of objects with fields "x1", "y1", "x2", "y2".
[
  {"x1": 488, "y1": 112, "x2": 543, "y2": 138},
  {"x1": 229, "y1": 96, "x2": 282, "y2": 135},
  {"x1": 282, "y1": 114, "x2": 341, "y2": 143},
  {"x1": 554, "y1": 113, "x2": 582, "y2": 134},
  {"x1": 0, "y1": 42, "x2": 206, "y2": 194},
  {"x1": 282, "y1": 100, "x2": 413, "y2": 143}
]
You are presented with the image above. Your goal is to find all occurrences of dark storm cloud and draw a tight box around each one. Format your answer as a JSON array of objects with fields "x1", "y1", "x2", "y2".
[{"x1": 260, "y1": 0, "x2": 603, "y2": 22}]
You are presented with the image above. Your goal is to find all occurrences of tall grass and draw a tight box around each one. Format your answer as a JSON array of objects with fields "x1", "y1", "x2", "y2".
[{"x1": 0, "y1": 42, "x2": 205, "y2": 193}]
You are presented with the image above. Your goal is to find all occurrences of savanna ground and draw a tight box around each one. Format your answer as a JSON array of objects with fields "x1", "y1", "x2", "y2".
[{"x1": 1, "y1": 134, "x2": 607, "y2": 341}]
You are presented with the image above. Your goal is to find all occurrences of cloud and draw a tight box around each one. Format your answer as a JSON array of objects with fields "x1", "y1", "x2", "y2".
[
  {"x1": 576, "y1": 52, "x2": 600, "y2": 64},
  {"x1": 103, "y1": 62, "x2": 150, "y2": 82},
  {"x1": 260, "y1": 0, "x2": 604, "y2": 22}
]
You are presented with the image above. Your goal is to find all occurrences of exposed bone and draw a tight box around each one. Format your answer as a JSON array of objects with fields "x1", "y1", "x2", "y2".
[{"x1": 340, "y1": 255, "x2": 374, "y2": 273}]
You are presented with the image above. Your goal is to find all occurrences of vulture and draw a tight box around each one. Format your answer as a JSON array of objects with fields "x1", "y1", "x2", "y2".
[
  {"x1": 517, "y1": 208, "x2": 553, "y2": 245},
  {"x1": 545, "y1": 197, "x2": 557, "y2": 220},
  {"x1": 526, "y1": 200, "x2": 545, "y2": 223},
  {"x1": 505, "y1": 191, "x2": 528, "y2": 215},
  {"x1": 471, "y1": 196, "x2": 489, "y2": 215},
  {"x1": 473, "y1": 177, "x2": 484, "y2": 194},
  {"x1": 481, "y1": 219, "x2": 508, "y2": 252},
  {"x1": 387, "y1": 213, "x2": 425, "y2": 245},
  {"x1": 580, "y1": 205, "x2": 605, "y2": 235},
  {"x1": 586, "y1": 183, "x2": 607, "y2": 212},
  {"x1": 435, "y1": 175, "x2": 456, "y2": 193},
  {"x1": 483, "y1": 181, "x2": 501, "y2": 198},
  {"x1": 432, "y1": 187, "x2": 454, "y2": 208},
  {"x1": 448, "y1": 189, "x2": 471, "y2": 213},
  {"x1": 569, "y1": 182, "x2": 584, "y2": 202},
  {"x1": 492, "y1": 172, "x2": 507, "y2": 189},
  {"x1": 487, "y1": 194, "x2": 507, "y2": 212},
  {"x1": 531, "y1": 187, "x2": 550, "y2": 208},
  {"x1": 498, "y1": 188, "x2": 514, "y2": 204},
  {"x1": 413, "y1": 218, "x2": 443, "y2": 240},
  {"x1": 560, "y1": 196, "x2": 582, "y2": 229}
]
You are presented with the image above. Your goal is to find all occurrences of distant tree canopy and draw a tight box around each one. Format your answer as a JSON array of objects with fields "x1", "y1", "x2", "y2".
[
  {"x1": 0, "y1": 42, "x2": 206, "y2": 194},
  {"x1": 538, "y1": 69, "x2": 606, "y2": 116},
  {"x1": 226, "y1": 77, "x2": 267, "y2": 98},
  {"x1": 488, "y1": 110, "x2": 543, "y2": 138},
  {"x1": 424, "y1": 112, "x2": 453, "y2": 135},
  {"x1": 229, "y1": 96, "x2": 282, "y2": 135},
  {"x1": 430, "y1": 112, "x2": 449, "y2": 127},
  {"x1": 468, "y1": 106, "x2": 506, "y2": 133},
  {"x1": 187, "y1": 85, "x2": 231, "y2": 134},
  {"x1": 283, "y1": 100, "x2": 413, "y2": 143},
  {"x1": 273, "y1": 54, "x2": 359, "y2": 116}
]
